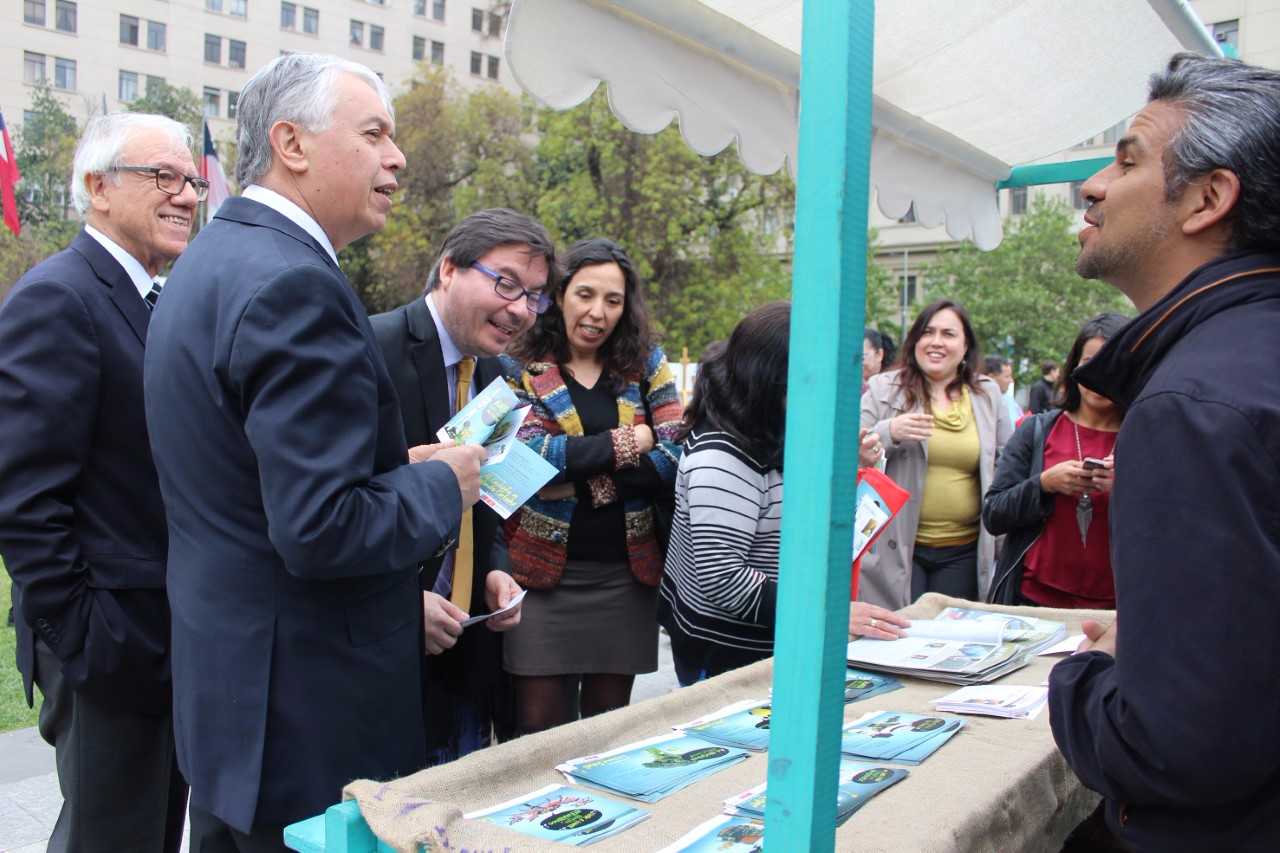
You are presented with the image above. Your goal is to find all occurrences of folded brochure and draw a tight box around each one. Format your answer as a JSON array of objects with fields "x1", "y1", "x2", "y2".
[
  {"x1": 840, "y1": 710, "x2": 964, "y2": 764},
  {"x1": 464, "y1": 783, "x2": 649, "y2": 846},
  {"x1": 558, "y1": 732, "x2": 749, "y2": 803},
  {"x1": 436, "y1": 376, "x2": 557, "y2": 519}
]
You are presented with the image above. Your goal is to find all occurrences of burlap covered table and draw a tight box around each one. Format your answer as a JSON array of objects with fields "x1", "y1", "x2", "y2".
[{"x1": 344, "y1": 594, "x2": 1105, "y2": 852}]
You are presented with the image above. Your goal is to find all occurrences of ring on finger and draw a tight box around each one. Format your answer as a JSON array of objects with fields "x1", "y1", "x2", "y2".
[{"x1": 868, "y1": 617, "x2": 878, "y2": 630}]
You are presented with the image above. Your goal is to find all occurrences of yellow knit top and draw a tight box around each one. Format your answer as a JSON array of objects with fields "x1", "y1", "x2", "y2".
[{"x1": 916, "y1": 387, "x2": 981, "y2": 547}]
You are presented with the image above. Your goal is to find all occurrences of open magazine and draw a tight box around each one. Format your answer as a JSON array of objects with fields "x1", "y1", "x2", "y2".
[{"x1": 436, "y1": 376, "x2": 557, "y2": 518}]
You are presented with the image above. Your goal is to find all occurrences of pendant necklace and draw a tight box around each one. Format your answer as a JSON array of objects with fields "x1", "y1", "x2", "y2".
[{"x1": 1072, "y1": 420, "x2": 1093, "y2": 546}]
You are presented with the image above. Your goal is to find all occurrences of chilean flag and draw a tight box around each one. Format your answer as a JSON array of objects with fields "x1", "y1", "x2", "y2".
[
  {"x1": 0, "y1": 110, "x2": 21, "y2": 237},
  {"x1": 200, "y1": 121, "x2": 231, "y2": 218}
]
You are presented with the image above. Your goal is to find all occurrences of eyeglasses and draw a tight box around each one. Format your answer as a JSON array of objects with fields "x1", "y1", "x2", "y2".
[
  {"x1": 470, "y1": 262, "x2": 551, "y2": 314},
  {"x1": 111, "y1": 166, "x2": 210, "y2": 202}
]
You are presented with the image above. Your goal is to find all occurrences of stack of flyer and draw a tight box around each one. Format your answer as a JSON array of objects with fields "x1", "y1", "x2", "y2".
[
  {"x1": 931, "y1": 607, "x2": 1068, "y2": 656},
  {"x1": 658, "y1": 814, "x2": 764, "y2": 852},
  {"x1": 465, "y1": 784, "x2": 649, "y2": 846},
  {"x1": 931, "y1": 684, "x2": 1049, "y2": 720},
  {"x1": 843, "y1": 667, "x2": 903, "y2": 703},
  {"x1": 723, "y1": 759, "x2": 907, "y2": 826},
  {"x1": 840, "y1": 710, "x2": 964, "y2": 764},
  {"x1": 674, "y1": 699, "x2": 773, "y2": 751},
  {"x1": 557, "y1": 732, "x2": 749, "y2": 803}
]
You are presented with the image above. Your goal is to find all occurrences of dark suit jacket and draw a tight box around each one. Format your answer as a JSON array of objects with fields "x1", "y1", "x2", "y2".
[
  {"x1": 0, "y1": 230, "x2": 171, "y2": 714},
  {"x1": 143, "y1": 197, "x2": 462, "y2": 832},
  {"x1": 369, "y1": 299, "x2": 504, "y2": 705}
]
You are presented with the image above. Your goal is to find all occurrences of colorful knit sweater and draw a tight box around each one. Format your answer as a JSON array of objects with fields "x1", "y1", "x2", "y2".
[{"x1": 499, "y1": 345, "x2": 684, "y2": 589}]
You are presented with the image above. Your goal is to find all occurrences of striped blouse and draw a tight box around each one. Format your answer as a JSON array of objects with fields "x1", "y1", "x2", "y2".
[{"x1": 657, "y1": 428, "x2": 784, "y2": 653}]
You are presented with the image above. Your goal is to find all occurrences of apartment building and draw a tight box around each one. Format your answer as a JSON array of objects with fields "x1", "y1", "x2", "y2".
[{"x1": 2, "y1": 0, "x2": 517, "y2": 134}]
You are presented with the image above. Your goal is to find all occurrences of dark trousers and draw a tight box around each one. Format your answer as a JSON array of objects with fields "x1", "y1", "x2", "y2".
[
  {"x1": 34, "y1": 639, "x2": 188, "y2": 853},
  {"x1": 668, "y1": 630, "x2": 769, "y2": 687},
  {"x1": 189, "y1": 805, "x2": 289, "y2": 853},
  {"x1": 911, "y1": 541, "x2": 979, "y2": 601}
]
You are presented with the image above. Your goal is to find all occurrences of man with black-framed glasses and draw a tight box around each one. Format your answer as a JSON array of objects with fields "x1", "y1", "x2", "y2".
[
  {"x1": 371, "y1": 207, "x2": 557, "y2": 766},
  {"x1": 0, "y1": 112, "x2": 195, "y2": 853}
]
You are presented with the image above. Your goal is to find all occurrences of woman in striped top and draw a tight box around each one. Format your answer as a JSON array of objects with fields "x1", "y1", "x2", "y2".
[{"x1": 657, "y1": 302, "x2": 907, "y2": 685}]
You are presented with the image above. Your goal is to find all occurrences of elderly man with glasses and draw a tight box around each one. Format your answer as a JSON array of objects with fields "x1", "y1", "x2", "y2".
[
  {"x1": 0, "y1": 112, "x2": 198, "y2": 853},
  {"x1": 370, "y1": 207, "x2": 555, "y2": 768}
]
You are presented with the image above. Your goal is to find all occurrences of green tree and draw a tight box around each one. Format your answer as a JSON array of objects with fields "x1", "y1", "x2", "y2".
[
  {"x1": 127, "y1": 81, "x2": 204, "y2": 142},
  {"x1": 532, "y1": 89, "x2": 795, "y2": 356},
  {"x1": 923, "y1": 196, "x2": 1129, "y2": 383},
  {"x1": 14, "y1": 84, "x2": 78, "y2": 228},
  {"x1": 348, "y1": 67, "x2": 537, "y2": 313}
]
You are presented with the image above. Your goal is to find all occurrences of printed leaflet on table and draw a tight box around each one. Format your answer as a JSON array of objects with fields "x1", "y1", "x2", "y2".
[
  {"x1": 557, "y1": 732, "x2": 749, "y2": 803},
  {"x1": 723, "y1": 759, "x2": 907, "y2": 826},
  {"x1": 674, "y1": 698, "x2": 773, "y2": 751},
  {"x1": 436, "y1": 376, "x2": 556, "y2": 518},
  {"x1": 931, "y1": 684, "x2": 1049, "y2": 719},
  {"x1": 656, "y1": 814, "x2": 765, "y2": 853},
  {"x1": 840, "y1": 710, "x2": 964, "y2": 764},
  {"x1": 464, "y1": 783, "x2": 649, "y2": 846}
]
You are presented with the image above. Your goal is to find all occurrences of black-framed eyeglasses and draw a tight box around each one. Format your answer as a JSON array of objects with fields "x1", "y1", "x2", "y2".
[
  {"x1": 471, "y1": 262, "x2": 551, "y2": 314},
  {"x1": 111, "y1": 165, "x2": 210, "y2": 202}
]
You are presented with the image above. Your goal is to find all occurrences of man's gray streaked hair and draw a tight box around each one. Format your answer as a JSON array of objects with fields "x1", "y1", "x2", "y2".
[
  {"x1": 70, "y1": 113, "x2": 191, "y2": 216},
  {"x1": 235, "y1": 53, "x2": 393, "y2": 187},
  {"x1": 1149, "y1": 53, "x2": 1280, "y2": 252}
]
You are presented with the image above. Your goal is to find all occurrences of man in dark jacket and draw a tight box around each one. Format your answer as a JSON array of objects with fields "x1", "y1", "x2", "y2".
[
  {"x1": 1049, "y1": 53, "x2": 1280, "y2": 851},
  {"x1": 1026, "y1": 361, "x2": 1058, "y2": 413}
]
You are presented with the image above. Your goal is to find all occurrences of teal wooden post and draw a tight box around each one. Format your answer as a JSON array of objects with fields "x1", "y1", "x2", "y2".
[{"x1": 763, "y1": 1, "x2": 874, "y2": 850}]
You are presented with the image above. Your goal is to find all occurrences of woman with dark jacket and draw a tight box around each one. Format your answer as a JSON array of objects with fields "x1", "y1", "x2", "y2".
[
  {"x1": 983, "y1": 313, "x2": 1129, "y2": 607},
  {"x1": 500, "y1": 238, "x2": 684, "y2": 734}
]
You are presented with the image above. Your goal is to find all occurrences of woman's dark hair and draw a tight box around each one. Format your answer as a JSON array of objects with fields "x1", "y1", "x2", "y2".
[
  {"x1": 680, "y1": 302, "x2": 790, "y2": 469},
  {"x1": 897, "y1": 299, "x2": 981, "y2": 413},
  {"x1": 510, "y1": 238, "x2": 653, "y2": 390},
  {"x1": 863, "y1": 329, "x2": 898, "y2": 372},
  {"x1": 1056, "y1": 313, "x2": 1131, "y2": 412}
]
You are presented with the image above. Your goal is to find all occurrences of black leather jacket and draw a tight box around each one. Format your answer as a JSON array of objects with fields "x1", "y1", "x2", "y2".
[{"x1": 981, "y1": 410, "x2": 1060, "y2": 604}]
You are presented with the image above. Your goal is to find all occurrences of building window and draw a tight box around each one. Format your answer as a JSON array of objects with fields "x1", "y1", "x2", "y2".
[
  {"x1": 120, "y1": 14, "x2": 140, "y2": 46},
  {"x1": 487, "y1": 54, "x2": 499, "y2": 80},
  {"x1": 1009, "y1": 186, "x2": 1028, "y2": 216},
  {"x1": 414, "y1": 0, "x2": 424, "y2": 15},
  {"x1": 146, "y1": 75, "x2": 165, "y2": 95},
  {"x1": 229, "y1": 39, "x2": 246, "y2": 69},
  {"x1": 370, "y1": 25, "x2": 384, "y2": 52},
  {"x1": 281, "y1": 1, "x2": 296, "y2": 29},
  {"x1": 55, "y1": 0, "x2": 76, "y2": 33},
  {"x1": 432, "y1": 0, "x2": 445, "y2": 21},
  {"x1": 228, "y1": 90, "x2": 240, "y2": 119},
  {"x1": 1101, "y1": 119, "x2": 1126, "y2": 146},
  {"x1": 148, "y1": 21, "x2": 167, "y2": 52},
  {"x1": 118, "y1": 69, "x2": 139, "y2": 101},
  {"x1": 303, "y1": 6, "x2": 319, "y2": 34},
  {"x1": 350, "y1": 19, "x2": 364, "y2": 46},
  {"x1": 471, "y1": 7, "x2": 483, "y2": 32},
  {"x1": 229, "y1": 0, "x2": 248, "y2": 16},
  {"x1": 205, "y1": 34, "x2": 222, "y2": 64},
  {"x1": 54, "y1": 57, "x2": 76, "y2": 91},
  {"x1": 488, "y1": 11, "x2": 502, "y2": 37},
  {"x1": 470, "y1": 50, "x2": 482, "y2": 75},
  {"x1": 206, "y1": 0, "x2": 222, "y2": 11},
  {"x1": 1070, "y1": 181, "x2": 1088, "y2": 210},
  {"x1": 24, "y1": 52, "x2": 46, "y2": 85},
  {"x1": 412, "y1": 36, "x2": 425, "y2": 61},
  {"x1": 204, "y1": 87, "x2": 221, "y2": 118},
  {"x1": 431, "y1": 40, "x2": 444, "y2": 65},
  {"x1": 1212, "y1": 19, "x2": 1239, "y2": 51},
  {"x1": 24, "y1": 0, "x2": 45, "y2": 26},
  {"x1": 900, "y1": 274, "x2": 919, "y2": 304}
]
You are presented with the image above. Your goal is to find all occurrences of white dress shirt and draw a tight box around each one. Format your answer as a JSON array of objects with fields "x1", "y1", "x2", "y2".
[
  {"x1": 241, "y1": 184, "x2": 339, "y2": 266},
  {"x1": 84, "y1": 224, "x2": 156, "y2": 302}
]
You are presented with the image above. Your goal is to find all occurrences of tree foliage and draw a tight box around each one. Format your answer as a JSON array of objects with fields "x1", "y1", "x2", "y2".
[
  {"x1": 923, "y1": 197, "x2": 1130, "y2": 382},
  {"x1": 126, "y1": 81, "x2": 204, "y2": 142},
  {"x1": 14, "y1": 85, "x2": 78, "y2": 228}
]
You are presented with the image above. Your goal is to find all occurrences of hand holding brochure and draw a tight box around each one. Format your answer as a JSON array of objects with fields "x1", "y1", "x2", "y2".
[
  {"x1": 435, "y1": 376, "x2": 556, "y2": 518},
  {"x1": 464, "y1": 783, "x2": 649, "y2": 846},
  {"x1": 459, "y1": 588, "x2": 527, "y2": 628}
]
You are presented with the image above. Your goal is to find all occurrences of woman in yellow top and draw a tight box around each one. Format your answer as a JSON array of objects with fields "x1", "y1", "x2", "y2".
[{"x1": 859, "y1": 300, "x2": 1013, "y2": 608}]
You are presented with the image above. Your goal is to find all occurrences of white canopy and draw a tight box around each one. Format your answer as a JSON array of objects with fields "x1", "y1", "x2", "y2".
[{"x1": 505, "y1": 0, "x2": 1219, "y2": 249}]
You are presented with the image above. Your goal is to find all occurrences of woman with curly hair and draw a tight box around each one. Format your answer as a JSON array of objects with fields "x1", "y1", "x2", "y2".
[
  {"x1": 860, "y1": 299, "x2": 1014, "y2": 608},
  {"x1": 501, "y1": 238, "x2": 683, "y2": 734}
]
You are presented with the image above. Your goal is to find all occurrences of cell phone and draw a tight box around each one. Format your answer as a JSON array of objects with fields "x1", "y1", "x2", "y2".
[{"x1": 1082, "y1": 457, "x2": 1107, "y2": 470}]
